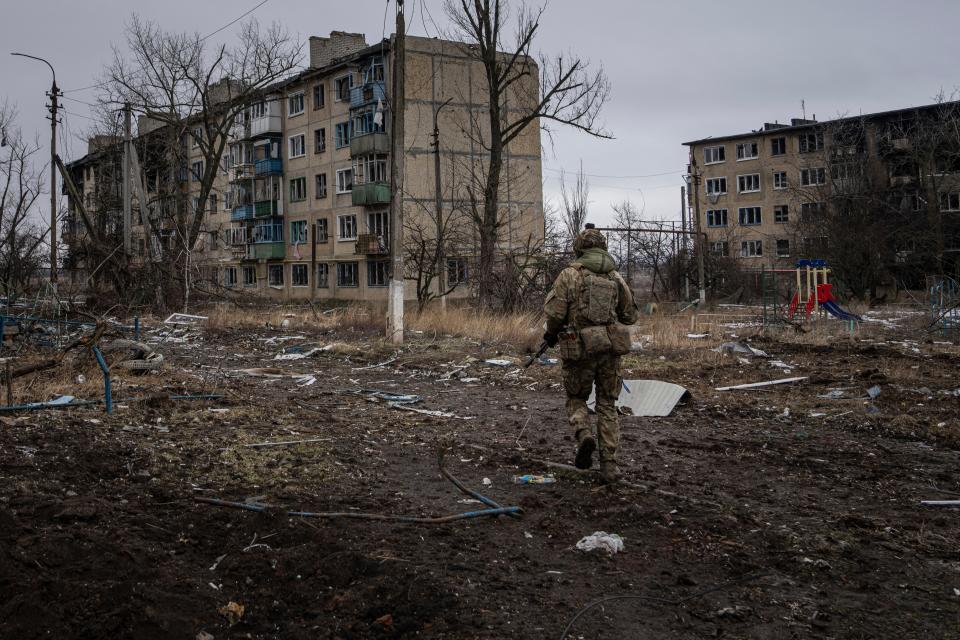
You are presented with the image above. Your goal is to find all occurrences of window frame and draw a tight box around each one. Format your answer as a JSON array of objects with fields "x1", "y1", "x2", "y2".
[
  {"x1": 738, "y1": 206, "x2": 762, "y2": 226},
  {"x1": 709, "y1": 241, "x2": 729, "y2": 257},
  {"x1": 289, "y1": 220, "x2": 307, "y2": 245},
  {"x1": 313, "y1": 83, "x2": 325, "y2": 110},
  {"x1": 336, "y1": 261, "x2": 359, "y2": 287},
  {"x1": 191, "y1": 160, "x2": 203, "y2": 182},
  {"x1": 287, "y1": 92, "x2": 305, "y2": 117},
  {"x1": 291, "y1": 263, "x2": 309, "y2": 287},
  {"x1": 288, "y1": 134, "x2": 306, "y2": 159},
  {"x1": 703, "y1": 146, "x2": 725, "y2": 164},
  {"x1": 705, "y1": 208, "x2": 728, "y2": 228},
  {"x1": 336, "y1": 168, "x2": 353, "y2": 194},
  {"x1": 314, "y1": 128, "x2": 326, "y2": 154},
  {"x1": 316, "y1": 263, "x2": 329, "y2": 288},
  {"x1": 799, "y1": 131, "x2": 824, "y2": 153},
  {"x1": 334, "y1": 74, "x2": 354, "y2": 102},
  {"x1": 940, "y1": 192, "x2": 960, "y2": 212},
  {"x1": 224, "y1": 266, "x2": 238, "y2": 288},
  {"x1": 773, "y1": 171, "x2": 788, "y2": 190},
  {"x1": 367, "y1": 260, "x2": 390, "y2": 287},
  {"x1": 338, "y1": 213, "x2": 358, "y2": 241},
  {"x1": 335, "y1": 122, "x2": 351, "y2": 148},
  {"x1": 243, "y1": 266, "x2": 257, "y2": 287},
  {"x1": 268, "y1": 263, "x2": 284, "y2": 287},
  {"x1": 289, "y1": 177, "x2": 307, "y2": 202},
  {"x1": 740, "y1": 239, "x2": 763, "y2": 258},
  {"x1": 800, "y1": 167, "x2": 826, "y2": 187},
  {"x1": 770, "y1": 137, "x2": 786, "y2": 156},
  {"x1": 776, "y1": 239, "x2": 791, "y2": 258},
  {"x1": 774, "y1": 204, "x2": 789, "y2": 224},
  {"x1": 315, "y1": 218, "x2": 329, "y2": 243},
  {"x1": 735, "y1": 142, "x2": 759, "y2": 161},
  {"x1": 315, "y1": 173, "x2": 328, "y2": 199},
  {"x1": 447, "y1": 258, "x2": 469, "y2": 285},
  {"x1": 737, "y1": 173, "x2": 761, "y2": 193},
  {"x1": 705, "y1": 177, "x2": 727, "y2": 195}
]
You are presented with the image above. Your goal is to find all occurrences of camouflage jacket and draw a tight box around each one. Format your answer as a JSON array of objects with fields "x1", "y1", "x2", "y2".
[{"x1": 543, "y1": 248, "x2": 638, "y2": 335}]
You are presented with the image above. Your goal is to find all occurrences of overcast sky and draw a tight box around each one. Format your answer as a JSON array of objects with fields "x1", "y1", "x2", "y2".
[{"x1": 3, "y1": 0, "x2": 960, "y2": 228}]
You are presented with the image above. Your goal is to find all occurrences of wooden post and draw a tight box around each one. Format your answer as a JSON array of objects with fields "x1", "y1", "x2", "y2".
[{"x1": 5, "y1": 361, "x2": 12, "y2": 407}]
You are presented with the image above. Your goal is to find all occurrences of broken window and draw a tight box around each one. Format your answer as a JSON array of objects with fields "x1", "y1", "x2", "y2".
[
  {"x1": 191, "y1": 160, "x2": 203, "y2": 181},
  {"x1": 316, "y1": 219, "x2": 329, "y2": 243},
  {"x1": 268, "y1": 264, "x2": 284, "y2": 287},
  {"x1": 208, "y1": 194, "x2": 218, "y2": 213},
  {"x1": 940, "y1": 192, "x2": 960, "y2": 212},
  {"x1": 800, "y1": 201, "x2": 827, "y2": 220},
  {"x1": 800, "y1": 167, "x2": 826, "y2": 186},
  {"x1": 224, "y1": 267, "x2": 238, "y2": 287},
  {"x1": 737, "y1": 174, "x2": 760, "y2": 193},
  {"x1": 770, "y1": 137, "x2": 786, "y2": 156},
  {"x1": 316, "y1": 263, "x2": 329, "y2": 288},
  {"x1": 289, "y1": 177, "x2": 307, "y2": 202},
  {"x1": 292, "y1": 264, "x2": 308, "y2": 287},
  {"x1": 288, "y1": 134, "x2": 305, "y2": 159},
  {"x1": 337, "y1": 261, "x2": 359, "y2": 287},
  {"x1": 367, "y1": 260, "x2": 390, "y2": 287},
  {"x1": 709, "y1": 241, "x2": 729, "y2": 257},
  {"x1": 335, "y1": 122, "x2": 351, "y2": 148},
  {"x1": 703, "y1": 146, "x2": 724, "y2": 164},
  {"x1": 243, "y1": 266, "x2": 256, "y2": 286},
  {"x1": 738, "y1": 207, "x2": 762, "y2": 225},
  {"x1": 336, "y1": 169, "x2": 353, "y2": 194},
  {"x1": 740, "y1": 240, "x2": 762, "y2": 257},
  {"x1": 799, "y1": 131, "x2": 824, "y2": 153},
  {"x1": 334, "y1": 74, "x2": 354, "y2": 101},
  {"x1": 338, "y1": 214, "x2": 358, "y2": 240},
  {"x1": 290, "y1": 220, "x2": 307, "y2": 244},
  {"x1": 705, "y1": 177, "x2": 727, "y2": 195},
  {"x1": 776, "y1": 239, "x2": 790, "y2": 257},
  {"x1": 288, "y1": 92, "x2": 305, "y2": 116},
  {"x1": 773, "y1": 171, "x2": 788, "y2": 190},
  {"x1": 706, "y1": 209, "x2": 727, "y2": 227},
  {"x1": 354, "y1": 154, "x2": 388, "y2": 185},
  {"x1": 313, "y1": 83, "x2": 325, "y2": 110},
  {"x1": 447, "y1": 258, "x2": 468, "y2": 285},
  {"x1": 314, "y1": 128, "x2": 326, "y2": 153},
  {"x1": 315, "y1": 173, "x2": 328, "y2": 199},
  {"x1": 367, "y1": 210, "x2": 389, "y2": 238},
  {"x1": 736, "y1": 142, "x2": 758, "y2": 160},
  {"x1": 774, "y1": 205, "x2": 789, "y2": 224}
]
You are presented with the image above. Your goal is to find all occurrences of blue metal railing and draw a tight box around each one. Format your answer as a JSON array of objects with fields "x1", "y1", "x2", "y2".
[
  {"x1": 231, "y1": 204, "x2": 254, "y2": 221},
  {"x1": 350, "y1": 81, "x2": 386, "y2": 108},
  {"x1": 255, "y1": 158, "x2": 282, "y2": 175}
]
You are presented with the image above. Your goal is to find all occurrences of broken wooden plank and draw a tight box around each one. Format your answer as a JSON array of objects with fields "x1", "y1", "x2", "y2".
[
  {"x1": 715, "y1": 376, "x2": 808, "y2": 391},
  {"x1": 920, "y1": 500, "x2": 960, "y2": 507}
]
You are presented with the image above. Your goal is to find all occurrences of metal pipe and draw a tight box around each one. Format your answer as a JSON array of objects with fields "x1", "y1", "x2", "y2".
[{"x1": 92, "y1": 346, "x2": 111, "y2": 413}]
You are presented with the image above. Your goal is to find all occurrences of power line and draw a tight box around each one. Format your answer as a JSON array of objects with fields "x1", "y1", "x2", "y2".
[
  {"x1": 201, "y1": 0, "x2": 271, "y2": 41},
  {"x1": 544, "y1": 166, "x2": 682, "y2": 180}
]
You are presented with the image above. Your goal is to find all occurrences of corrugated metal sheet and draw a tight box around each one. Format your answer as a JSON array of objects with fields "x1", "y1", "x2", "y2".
[{"x1": 587, "y1": 379, "x2": 690, "y2": 417}]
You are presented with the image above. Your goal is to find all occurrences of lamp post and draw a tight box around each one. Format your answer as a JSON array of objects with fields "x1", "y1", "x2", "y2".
[{"x1": 11, "y1": 52, "x2": 61, "y2": 287}]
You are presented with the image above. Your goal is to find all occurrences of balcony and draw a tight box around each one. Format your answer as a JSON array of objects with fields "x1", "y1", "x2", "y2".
[
  {"x1": 355, "y1": 233, "x2": 389, "y2": 255},
  {"x1": 252, "y1": 223, "x2": 283, "y2": 243},
  {"x1": 255, "y1": 158, "x2": 282, "y2": 176},
  {"x1": 352, "y1": 182, "x2": 391, "y2": 206},
  {"x1": 350, "y1": 81, "x2": 386, "y2": 108},
  {"x1": 254, "y1": 199, "x2": 281, "y2": 217},
  {"x1": 351, "y1": 132, "x2": 389, "y2": 156},
  {"x1": 231, "y1": 204, "x2": 254, "y2": 221},
  {"x1": 250, "y1": 114, "x2": 282, "y2": 138},
  {"x1": 250, "y1": 242, "x2": 285, "y2": 260},
  {"x1": 231, "y1": 164, "x2": 255, "y2": 182}
]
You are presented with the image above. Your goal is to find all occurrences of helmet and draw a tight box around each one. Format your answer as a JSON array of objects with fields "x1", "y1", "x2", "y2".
[{"x1": 573, "y1": 228, "x2": 607, "y2": 255}]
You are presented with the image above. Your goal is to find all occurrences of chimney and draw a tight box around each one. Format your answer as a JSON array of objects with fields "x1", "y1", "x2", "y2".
[{"x1": 309, "y1": 31, "x2": 368, "y2": 69}]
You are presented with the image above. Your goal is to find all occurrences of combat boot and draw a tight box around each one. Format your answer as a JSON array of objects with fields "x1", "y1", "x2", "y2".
[
  {"x1": 599, "y1": 460, "x2": 620, "y2": 484},
  {"x1": 574, "y1": 430, "x2": 596, "y2": 470}
]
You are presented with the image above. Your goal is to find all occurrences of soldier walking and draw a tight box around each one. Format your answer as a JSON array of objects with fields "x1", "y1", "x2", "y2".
[{"x1": 542, "y1": 226, "x2": 638, "y2": 483}]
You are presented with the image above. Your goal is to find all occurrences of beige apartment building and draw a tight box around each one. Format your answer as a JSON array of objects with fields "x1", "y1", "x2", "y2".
[
  {"x1": 64, "y1": 31, "x2": 544, "y2": 302},
  {"x1": 683, "y1": 101, "x2": 960, "y2": 274}
]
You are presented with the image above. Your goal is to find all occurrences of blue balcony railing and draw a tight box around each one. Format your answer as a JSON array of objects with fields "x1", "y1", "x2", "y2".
[
  {"x1": 350, "y1": 81, "x2": 386, "y2": 108},
  {"x1": 254, "y1": 158, "x2": 282, "y2": 176},
  {"x1": 231, "y1": 204, "x2": 254, "y2": 221}
]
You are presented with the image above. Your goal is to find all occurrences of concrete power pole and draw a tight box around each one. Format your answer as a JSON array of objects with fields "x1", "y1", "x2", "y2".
[
  {"x1": 432, "y1": 97, "x2": 452, "y2": 310},
  {"x1": 122, "y1": 102, "x2": 132, "y2": 256},
  {"x1": 387, "y1": 0, "x2": 406, "y2": 344},
  {"x1": 689, "y1": 159, "x2": 707, "y2": 306},
  {"x1": 681, "y1": 185, "x2": 690, "y2": 300}
]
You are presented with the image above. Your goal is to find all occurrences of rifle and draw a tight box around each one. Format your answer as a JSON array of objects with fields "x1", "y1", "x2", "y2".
[{"x1": 523, "y1": 341, "x2": 551, "y2": 368}]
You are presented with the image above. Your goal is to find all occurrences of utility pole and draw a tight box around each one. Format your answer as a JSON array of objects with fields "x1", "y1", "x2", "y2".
[
  {"x1": 122, "y1": 102, "x2": 132, "y2": 256},
  {"x1": 432, "y1": 97, "x2": 452, "y2": 310},
  {"x1": 11, "y1": 53, "x2": 61, "y2": 287},
  {"x1": 387, "y1": 0, "x2": 406, "y2": 344},
  {"x1": 681, "y1": 185, "x2": 690, "y2": 300},
  {"x1": 689, "y1": 158, "x2": 707, "y2": 306}
]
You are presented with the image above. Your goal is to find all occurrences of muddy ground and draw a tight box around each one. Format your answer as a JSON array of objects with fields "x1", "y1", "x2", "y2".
[{"x1": 1, "y1": 310, "x2": 959, "y2": 639}]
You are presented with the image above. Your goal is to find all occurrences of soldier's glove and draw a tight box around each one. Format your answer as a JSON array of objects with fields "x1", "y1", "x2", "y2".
[{"x1": 543, "y1": 332, "x2": 559, "y2": 348}]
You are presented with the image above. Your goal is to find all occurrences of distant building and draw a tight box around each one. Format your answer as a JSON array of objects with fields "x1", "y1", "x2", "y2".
[
  {"x1": 64, "y1": 32, "x2": 544, "y2": 301},
  {"x1": 683, "y1": 100, "x2": 960, "y2": 281}
]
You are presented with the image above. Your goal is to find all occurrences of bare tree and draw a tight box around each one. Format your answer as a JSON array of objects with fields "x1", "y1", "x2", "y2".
[
  {"x1": 99, "y1": 15, "x2": 301, "y2": 307},
  {"x1": 0, "y1": 105, "x2": 47, "y2": 303},
  {"x1": 445, "y1": 0, "x2": 612, "y2": 307},
  {"x1": 559, "y1": 162, "x2": 589, "y2": 247}
]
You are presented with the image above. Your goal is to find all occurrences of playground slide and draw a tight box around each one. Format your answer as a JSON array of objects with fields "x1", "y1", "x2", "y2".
[{"x1": 821, "y1": 300, "x2": 861, "y2": 322}]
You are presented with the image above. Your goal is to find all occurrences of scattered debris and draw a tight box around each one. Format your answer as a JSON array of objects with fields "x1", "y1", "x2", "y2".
[
  {"x1": 389, "y1": 403, "x2": 475, "y2": 420},
  {"x1": 218, "y1": 601, "x2": 245, "y2": 625},
  {"x1": 715, "y1": 341, "x2": 769, "y2": 358},
  {"x1": 818, "y1": 389, "x2": 847, "y2": 399},
  {"x1": 164, "y1": 313, "x2": 207, "y2": 325},
  {"x1": 484, "y1": 359, "x2": 513, "y2": 367},
  {"x1": 867, "y1": 385, "x2": 882, "y2": 399},
  {"x1": 920, "y1": 500, "x2": 960, "y2": 507},
  {"x1": 575, "y1": 531, "x2": 624, "y2": 555},
  {"x1": 513, "y1": 474, "x2": 556, "y2": 484},
  {"x1": 686, "y1": 333, "x2": 709, "y2": 339},
  {"x1": 364, "y1": 389, "x2": 422, "y2": 404},
  {"x1": 244, "y1": 438, "x2": 331, "y2": 448},
  {"x1": 588, "y1": 380, "x2": 690, "y2": 417},
  {"x1": 715, "y1": 377, "x2": 808, "y2": 391}
]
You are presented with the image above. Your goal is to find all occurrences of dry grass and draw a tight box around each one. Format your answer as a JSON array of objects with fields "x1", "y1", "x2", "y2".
[
  {"x1": 408, "y1": 306, "x2": 541, "y2": 349},
  {"x1": 204, "y1": 303, "x2": 383, "y2": 334}
]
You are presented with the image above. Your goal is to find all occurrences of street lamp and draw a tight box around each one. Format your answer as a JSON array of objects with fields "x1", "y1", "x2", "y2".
[{"x1": 11, "y1": 52, "x2": 61, "y2": 287}]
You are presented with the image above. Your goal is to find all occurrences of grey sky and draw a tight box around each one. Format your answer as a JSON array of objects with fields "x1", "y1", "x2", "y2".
[{"x1": 3, "y1": 0, "x2": 960, "y2": 228}]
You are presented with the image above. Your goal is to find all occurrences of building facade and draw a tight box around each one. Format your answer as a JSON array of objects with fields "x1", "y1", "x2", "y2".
[
  {"x1": 683, "y1": 101, "x2": 960, "y2": 280},
  {"x1": 64, "y1": 31, "x2": 544, "y2": 302}
]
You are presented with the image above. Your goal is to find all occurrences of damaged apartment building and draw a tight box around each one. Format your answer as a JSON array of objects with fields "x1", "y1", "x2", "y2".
[
  {"x1": 64, "y1": 31, "x2": 544, "y2": 301},
  {"x1": 683, "y1": 100, "x2": 960, "y2": 282}
]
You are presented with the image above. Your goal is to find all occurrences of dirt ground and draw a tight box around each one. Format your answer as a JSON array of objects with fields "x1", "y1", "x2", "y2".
[{"x1": 1, "y1": 308, "x2": 959, "y2": 639}]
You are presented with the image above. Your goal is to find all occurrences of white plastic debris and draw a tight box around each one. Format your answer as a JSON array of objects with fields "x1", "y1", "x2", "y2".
[
  {"x1": 482, "y1": 477, "x2": 492, "y2": 486},
  {"x1": 575, "y1": 531, "x2": 624, "y2": 555},
  {"x1": 484, "y1": 359, "x2": 513, "y2": 366}
]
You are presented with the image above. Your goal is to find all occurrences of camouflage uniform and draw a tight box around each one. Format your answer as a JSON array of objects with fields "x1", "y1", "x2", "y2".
[{"x1": 543, "y1": 229, "x2": 638, "y2": 482}]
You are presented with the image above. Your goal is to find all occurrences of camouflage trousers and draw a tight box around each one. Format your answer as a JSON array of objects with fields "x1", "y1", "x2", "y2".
[{"x1": 562, "y1": 354, "x2": 622, "y2": 463}]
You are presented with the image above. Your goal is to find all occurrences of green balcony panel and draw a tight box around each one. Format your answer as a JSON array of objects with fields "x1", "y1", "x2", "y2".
[
  {"x1": 254, "y1": 200, "x2": 280, "y2": 217},
  {"x1": 350, "y1": 132, "x2": 390, "y2": 156},
  {"x1": 253, "y1": 242, "x2": 285, "y2": 260},
  {"x1": 351, "y1": 182, "x2": 391, "y2": 206}
]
